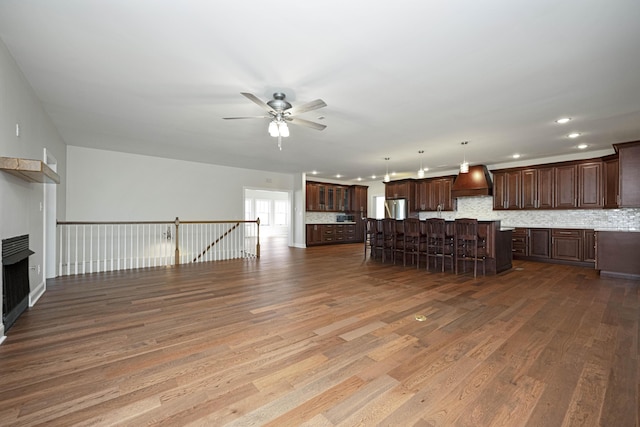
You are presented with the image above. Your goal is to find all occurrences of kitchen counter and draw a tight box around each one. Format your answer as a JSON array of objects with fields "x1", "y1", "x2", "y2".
[{"x1": 306, "y1": 221, "x2": 357, "y2": 225}]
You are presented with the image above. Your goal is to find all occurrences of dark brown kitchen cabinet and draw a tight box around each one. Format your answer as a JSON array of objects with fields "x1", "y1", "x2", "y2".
[
  {"x1": 555, "y1": 165, "x2": 578, "y2": 209},
  {"x1": 614, "y1": 140, "x2": 640, "y2": 208},
  {"x1": 430, "y1": 177, "x2": 454, "y2": 211},
  {"x1": 577, "y1": 161, "x2": 603, "y2": 208},
  {"x1": 493, "y1": 171, "x2": 521, "y2": 210},
  {"x1": 529, "y1": 228, "x2": 551, "y2": 258},
  {"x1": 385, "y1": 179, "x2": 413, "y2": 199},
  {"x1": 603, "y1": 155, "x2": 619, "y2": 209},
  {"x1": 521, "y1": 169, "x2": 537, "y2": 209},
  {"x1": 415, "y1": 180, "x2": 430, "y2": 211},
  {"x1": 552, "y1": 229, "x2": 582, "y2": 262},
  {"x1": 512, "y1": 228, "x2": 528, "y2": 256},
  {"x1": 583, "y1": 229, "x2": 596, "y2": 262},
  {"x1": 537, "y1": 167, "x2": 555, "y2": 209},
  {"x1": 306, "y1": 224, "x2": 323, "y2": 245},
  {"x1": 306, "y1": 182, "x2": 355, "y2": 212},
  {"x1": 305, "y1": 182, "x2": 319, "y2": 211},
  {"x1": 351, "y1": 185, "x2": 368, "y2": 216}
]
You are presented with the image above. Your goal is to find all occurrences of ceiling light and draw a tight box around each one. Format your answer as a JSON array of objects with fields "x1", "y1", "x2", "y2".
[
  {"x1": 357, "y1": 177, "x2": 362, "y2": 181},
  {"x1": 384, "y1": 157, "x2": 390, "y2": 182},
  {"x1": 460, "y1": 141, "x2": 469, "y2": 173},
  {"x1": 278, "y1": 122, "x2": 289, "y2": 137},
  {"x1": 577, "y1": 143, "x2": 588, "y2": 149},
  {"x1": 513, "y1": 154, "x2": 521, "y2": 159},
  {"x1": 556, "y1": 117, "x2": 572, "y2": 124},
  {"x1": 417, "y1": 150, "x2": 425, "y2": 178},
  {"x1": 568, "y1": 132, "x2": 581, "y2": 138},
  {"x1": 311, "y1": 170, "x2": 317, "y2": 175},
  {"x1": 336, "y1": 174, "x2": 341, "y2": 178},
  {"x1": 371, "y1": 175, "x2": 376, "y2": 179}
]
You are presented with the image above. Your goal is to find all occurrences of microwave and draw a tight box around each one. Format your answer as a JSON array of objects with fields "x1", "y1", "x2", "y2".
[{"x1": 337, "y1": 214, "x2": 354, "y2": 222}]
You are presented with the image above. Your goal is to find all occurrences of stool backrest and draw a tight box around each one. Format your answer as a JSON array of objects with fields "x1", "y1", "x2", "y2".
[
  {"x1": 426, "y1": 218, "x2": 446, "y2": 238},
  {"x1": 455, "y1": 218, "x2": 478, "y2": 241}
]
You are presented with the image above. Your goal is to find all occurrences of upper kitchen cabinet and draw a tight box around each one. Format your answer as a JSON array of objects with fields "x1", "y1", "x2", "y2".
[
  {"x1": 555, "y1": 164, "x2": 578, "y2": 209},
  {"x1": 602, "y1": 154, "x2": 619, "y2": 209},
  {"x1": 493, "y1": 170, "x2": 521, "y2": 210},
  {"x1": 577, "y1": 161, "x2": 603, "y2": 208},
  {"x1": 306, "y1": 181, "x2": 366, "y2": 213},
  {"x1": 614, "y1": 140, "x2": 640, "y2": 208},
  {"x1": 385, "y1": 179, "x2": 414, "y2": 200},
  {"x1": 430, "y1": 177, "x2": 455, "y2": 211}
]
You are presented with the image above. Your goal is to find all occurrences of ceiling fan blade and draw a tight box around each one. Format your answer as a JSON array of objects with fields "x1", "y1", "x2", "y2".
[
  {"x1": 288, "y1": 117, "x2": 327, "y2": 131},
  {"x1": 223, "y1": 116, "x2": 269, "y2": 120},
  {"x1": 240, "y1": 92, "x2": 274, "y2": 113},
  {"x1": 288, "y1": 99, "x2": 327, "y2": 115}
]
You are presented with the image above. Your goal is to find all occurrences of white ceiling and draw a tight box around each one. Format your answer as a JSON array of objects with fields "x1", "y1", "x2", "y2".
[{"x1": 1, "y1": 0, "x2": 639, "y2": 182}]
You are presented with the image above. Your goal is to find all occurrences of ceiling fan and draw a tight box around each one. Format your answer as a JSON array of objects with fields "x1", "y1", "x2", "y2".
[{"x1": 223, "y1": 92, "x2": 327, "y2": 150}]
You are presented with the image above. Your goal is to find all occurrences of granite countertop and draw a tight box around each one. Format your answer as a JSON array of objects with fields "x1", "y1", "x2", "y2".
[{"x1": 594, "y1": 227, "x2": 640, "y2": 233}]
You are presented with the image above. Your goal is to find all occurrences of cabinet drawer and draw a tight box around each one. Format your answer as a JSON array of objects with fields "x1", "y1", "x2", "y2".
[{"x1": 552, "y1": 229, "x2": 582, "y2": 237}]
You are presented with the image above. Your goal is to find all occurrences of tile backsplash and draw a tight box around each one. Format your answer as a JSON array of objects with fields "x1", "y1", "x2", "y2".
[
  {"x1": 419, "y1": 196, "x2": 640, "y2": 229},
  {"x1": 306, "y1": 196, "x2": 640, "y2": 230}
]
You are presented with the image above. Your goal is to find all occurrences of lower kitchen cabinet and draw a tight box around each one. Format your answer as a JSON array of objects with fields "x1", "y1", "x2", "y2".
[
  {"x1": 552, "y1": 229, "x2": 582, "y2": 261},
  {"x1": 513, "y1": 227, "x2": 594, "y2": 267},
  {"x1": 306, "y1": 223, "x2": 360, "y2": 246}
]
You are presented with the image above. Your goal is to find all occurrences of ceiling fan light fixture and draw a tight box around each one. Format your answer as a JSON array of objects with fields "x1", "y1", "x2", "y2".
[
  {"x1": 278, "y1": 121, "x2": 290, "y2": 137},
  {"x1": 268, "y1": 121, "x2": 279, "y2": 137}
]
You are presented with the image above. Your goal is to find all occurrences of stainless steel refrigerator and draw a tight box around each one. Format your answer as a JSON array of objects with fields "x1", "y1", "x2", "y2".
[{"x1": 384, "y1": 199, "x2": 407, "y2": 220}]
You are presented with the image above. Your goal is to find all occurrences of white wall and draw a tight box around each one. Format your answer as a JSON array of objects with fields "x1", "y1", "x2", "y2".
[
  {"x1": 0, "y1": 38, "x2": 67, "y2": 340},
  {"x1": 65, "y1": 146, "x2": 303, "y2": 241}
]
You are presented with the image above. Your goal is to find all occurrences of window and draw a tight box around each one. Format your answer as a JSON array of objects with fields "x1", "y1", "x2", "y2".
[
  {"x1": 255, "y1": 199, "x2": 270, "y2": 226},
  {"x1": 245, "y1": 199, "x2": 253, "y2": 220},
  {"x1": 274, "y1": 200, "x2": 287, "y2": 226}
]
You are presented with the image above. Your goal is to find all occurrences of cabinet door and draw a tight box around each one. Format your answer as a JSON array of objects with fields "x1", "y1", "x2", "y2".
[
  {"x1": 306, "y1": 224, "x2": 323, "y2": 245},
  {"x1": 537, "y1": 167, "x2": 555, "y2": 209},
  {"x1": 521, "y1": 169, "x2": 538, "y2": 209},
  {"x1": 578, "y1": 161, "x2": 603, "y2": 208},
  {"x1": 327, "y1": 186, "x2": 335, "y2": 211},
  {"x1": 493, "y1": 172, "x2": 506, "y2": 210},
  {"x1": 529, "y1": 228, "x2": 551, "y2": 258},
  {"x1": 318, "y1": 185, "x2": 326, "y2": 210},
  {"x1": 512, "y1": 228, "x2": 528, "y2": 256},
  {"x1": 506, "y1": 171, "x2": 521, "y2": 209},
  {"x1": 603, "y1": 157, "x2": 619, "y2": 209},
  {"x1": 555, "y1": 165, "x2": 577, "y2": 208},
  {"x1": 618, "y1": 142, "x2": 640, "y2": 207},
  {"x1": 306, "y1": 183, "x2": 319, "y2": 211},
  {"x1": 493, "y1": 171, "x2": 520, "y2": 209},
  {"x1": 431, "y1": 178, "x2": 454, "y2": 211},
  {"x1": 552, "y1": 229, "x2": 582, "y2": 261},
  {"x1": 335, "y1": 187, "x2": 343, "y2": 211},
  {"x1": 583, "y1": 229, "x2": 596, "y2": 262},
  {"x1": 416, "y1": 180, "x2": 430, "y2": 211}
]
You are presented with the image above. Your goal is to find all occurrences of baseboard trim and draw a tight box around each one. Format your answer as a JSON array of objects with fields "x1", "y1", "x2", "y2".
[{"x1": 30, "y1": 280, "x2": 46, "y2": 307}]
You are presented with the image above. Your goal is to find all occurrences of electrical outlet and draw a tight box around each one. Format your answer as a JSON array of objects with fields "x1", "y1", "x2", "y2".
[{"x1": 37, "y1": 265, "x2": 41, "y2": 275}]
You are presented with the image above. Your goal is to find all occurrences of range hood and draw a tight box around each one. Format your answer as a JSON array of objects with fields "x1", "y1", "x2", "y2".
[{"x1": 451, "y1": 165, "x2": 492, "y2": 198}]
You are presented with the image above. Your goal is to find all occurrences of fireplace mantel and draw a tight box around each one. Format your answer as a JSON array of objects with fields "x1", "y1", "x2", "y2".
[{"x1": 0, "y1": 157, "x2": 59, "y2": 184}]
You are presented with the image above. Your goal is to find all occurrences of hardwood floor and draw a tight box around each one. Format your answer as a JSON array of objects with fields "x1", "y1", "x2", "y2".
[{"x1": 0, "y1": 237, "x2": 638, "y2": 426}]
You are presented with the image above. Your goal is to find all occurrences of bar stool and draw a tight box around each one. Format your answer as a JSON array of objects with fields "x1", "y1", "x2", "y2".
[
  {"x1": 403, "y1": 218, "x2": 424, "y2": 268},
  {"x1": 393, "y1": 219, "x2": 406, "y2": 265},
  {"x1": 454, "y1": 218, "x2": 486, "y2": 278},
  {"x1": 371, "y1": 219, "x2": 384, "y2": 260},
  {"x1": 426, "y1": 218, "x2": 454, "y2": 272},
  {"x1": 382, "y1": 218, "x2": 395, "y2": 263}
]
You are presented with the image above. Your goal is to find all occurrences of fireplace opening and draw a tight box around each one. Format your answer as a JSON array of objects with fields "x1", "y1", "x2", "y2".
[{"x1": 2, "y1": 234, "x2": 34, "y2": 331}]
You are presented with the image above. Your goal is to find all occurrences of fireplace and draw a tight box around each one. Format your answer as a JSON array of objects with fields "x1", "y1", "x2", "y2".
[{"x1": 2, "y1": 234, "x2": 34, "y2": 331}]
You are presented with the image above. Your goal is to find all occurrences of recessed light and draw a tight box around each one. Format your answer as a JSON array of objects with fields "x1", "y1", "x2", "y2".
[
  {"x1": 391, "y1": 172, "x2": 396, "y2": 176},
  {"x1": 357, "y1": 177, "x2": 362, "y2": 181},
  {"x1": 336, "y1": 174, "x2": 341, "y2": 178},
  {"x1": 556, "y1": 117, "x2": 571, "y2": 124},
  {"x1": 577, "y1": 143, "x2": 588, "y2": 149},
  {"x1": 311, "y1": 170, "x2": 318, "y2": 175},
  {"x1": 568, "y1": 132, "x2": 581, "y2": 138},
  {"x1": 371, "y1": 175, "x2": 376, "y2": 179},
  {"x1": 513, "y1": 154, "x2": 521, "y2": 159}
]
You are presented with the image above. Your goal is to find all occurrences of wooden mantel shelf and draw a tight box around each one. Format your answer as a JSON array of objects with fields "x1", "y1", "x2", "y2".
[{"x1": 0, "y1": 157, "x2": 60, "y2": 184}]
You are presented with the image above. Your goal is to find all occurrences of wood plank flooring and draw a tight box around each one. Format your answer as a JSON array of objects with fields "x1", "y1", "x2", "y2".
[{"x1": 0, "y1": 237, "x2": 638, "y2": 426}]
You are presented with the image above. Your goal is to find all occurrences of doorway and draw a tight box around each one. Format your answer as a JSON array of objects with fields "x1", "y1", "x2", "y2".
[{"x1": 244, "y1": 189, "x2": 291, "y2": 248}]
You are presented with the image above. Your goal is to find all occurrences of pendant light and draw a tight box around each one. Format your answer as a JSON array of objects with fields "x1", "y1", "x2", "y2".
[
  {"x1": 460, "y1": 141, "x2": 469, "y2": 173},
  {"x1": 383, "y1": 157, "x2": 390, "y2": 182},
  {"x1": 417, "y1": 150, "x2": 425, "y2": 178}
]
